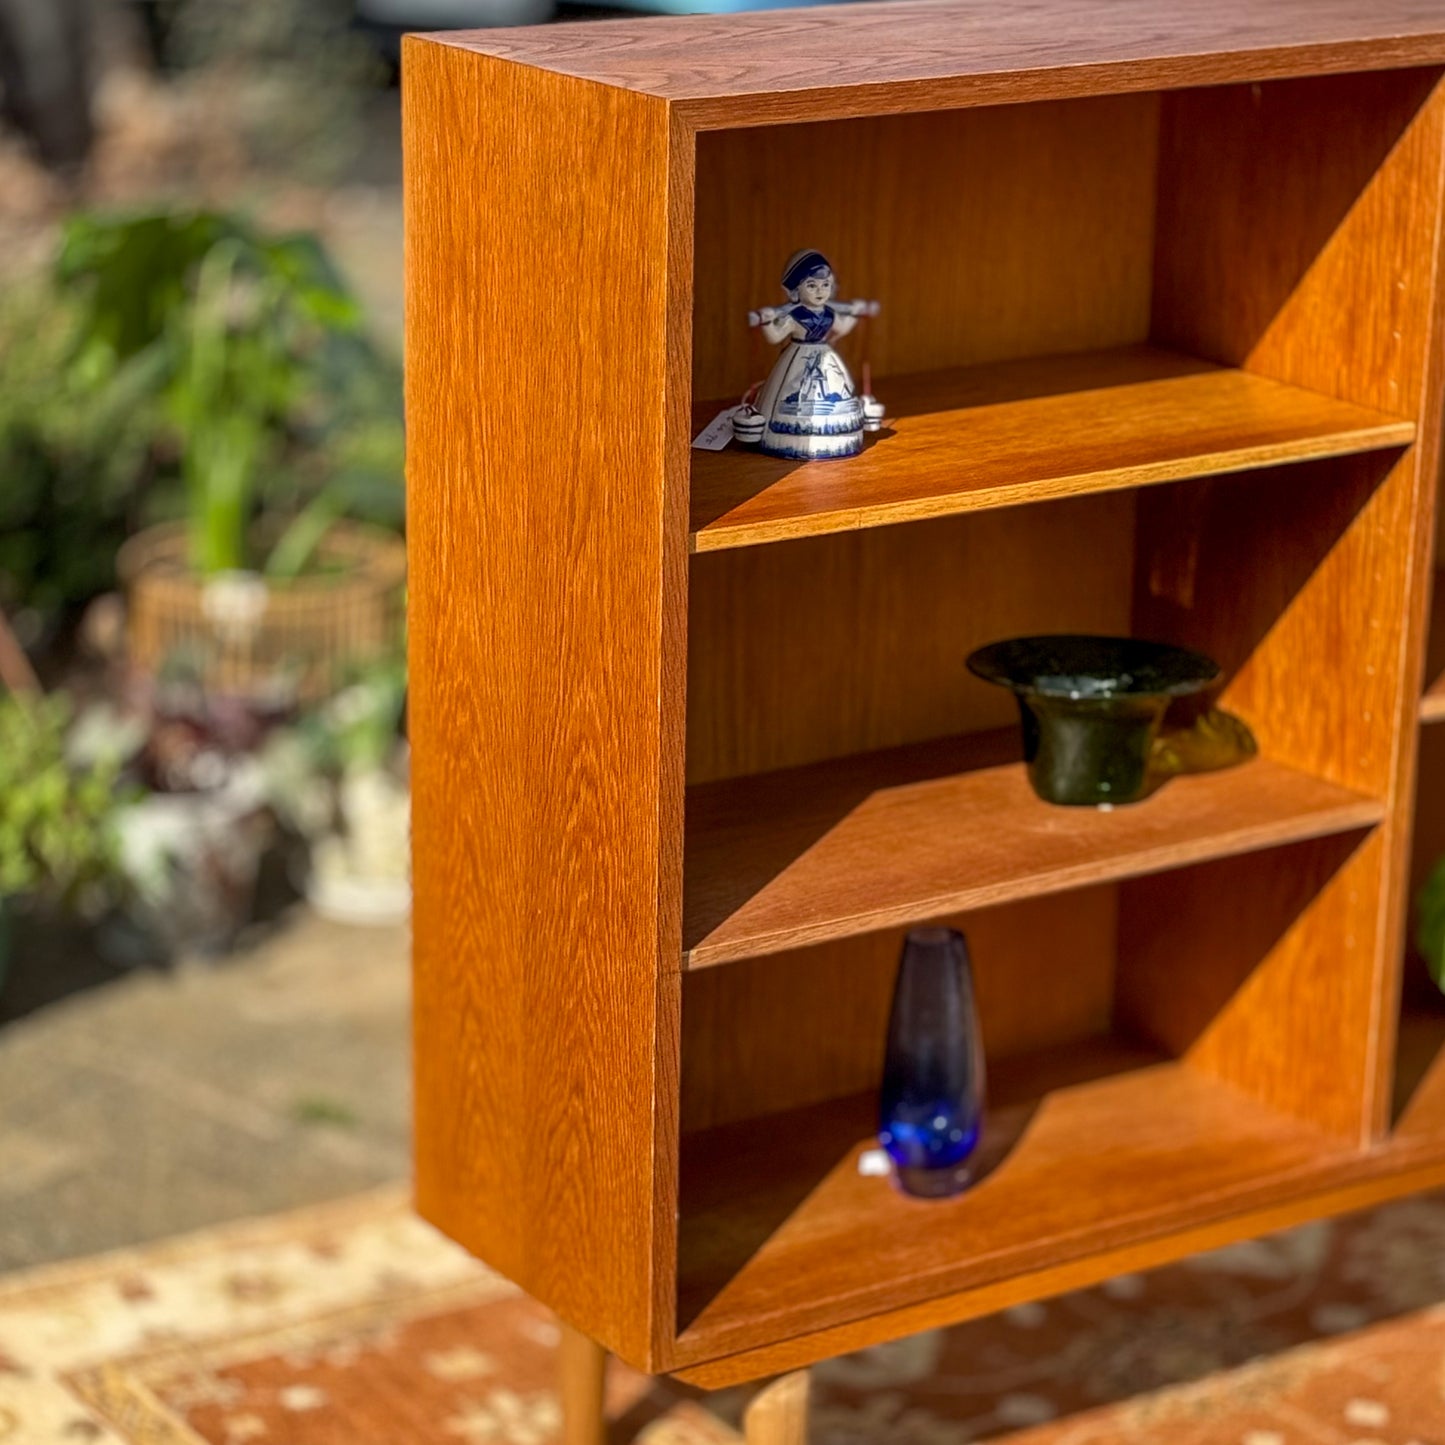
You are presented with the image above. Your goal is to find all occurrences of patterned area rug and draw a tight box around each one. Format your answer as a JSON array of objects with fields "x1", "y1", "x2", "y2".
[{"x1": 4, "y1": 1185, "x2": 1445, "y2": 1445}]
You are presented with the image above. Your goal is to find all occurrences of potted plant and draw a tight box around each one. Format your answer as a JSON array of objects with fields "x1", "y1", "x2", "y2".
[
  {"x1": 55, "y1": 210, "x2": 406, "y2": 705},
  {"x1": 262, "y1": 651, "x2": 410, "y2": 924},
  {"x1": 0, "y1": 286, "x2": 166, "y2": 652},
  {"x1": 0, "y1": 692, "x2": 133, "y2": 995}
]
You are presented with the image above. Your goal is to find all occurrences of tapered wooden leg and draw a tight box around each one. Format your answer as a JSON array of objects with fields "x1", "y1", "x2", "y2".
[
  {"x1": 743, "y1": 1370, "x2": 810, "y2": 1445},
  {"x1": 558, "y1": 1320, "x2": 608, "y2": 1445}
]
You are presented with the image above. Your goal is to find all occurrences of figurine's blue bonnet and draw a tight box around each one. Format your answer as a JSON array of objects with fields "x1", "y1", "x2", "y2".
[{"x1": 782, "y1": 248, "x2": 832, "y2": 296}]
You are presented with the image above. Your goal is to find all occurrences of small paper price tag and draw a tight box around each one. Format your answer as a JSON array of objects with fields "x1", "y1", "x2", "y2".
[
  {"x1": 693, "y1": 406, "x2": 740, "y2": 451},
  {"x1": 857, "y1": 1148, "x2": 892, "y2": 1178}
]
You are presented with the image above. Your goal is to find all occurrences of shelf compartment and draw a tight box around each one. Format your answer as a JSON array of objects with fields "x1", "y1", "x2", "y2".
[
  {"x1": 684, "y1": 733, "x2": 1384, "y2": 968},
  {"x1": 676, "y1": 1037, "x2": 1360, "y2": 1356},
  {"x1": 1394, "y1": 1002, "x2": 1445, "y2": 1134},
  {"x1": 689, "y1": 346, "x2": 1414, "y2": 553},
  {"x1": 1421, "y1": 567, "x2": 1445, "y2": 723}
]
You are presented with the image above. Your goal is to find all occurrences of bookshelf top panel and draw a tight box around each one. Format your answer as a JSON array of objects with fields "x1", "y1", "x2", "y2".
[{"x1": 412, "y1": 0, "x2": 1445, "y2": 127}]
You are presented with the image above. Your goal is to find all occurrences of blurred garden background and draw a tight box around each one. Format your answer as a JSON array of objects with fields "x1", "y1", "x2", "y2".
[
  {"x1": 14, "y1": 14, "x2": 1445, "y2": 1445},
  {"x1": 0, "y1": 0, "x2": 427, "y2": 1269}
]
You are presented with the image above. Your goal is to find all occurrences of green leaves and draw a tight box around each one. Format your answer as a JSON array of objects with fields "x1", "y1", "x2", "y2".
[
  {"x1": 0, "y1": 695, "x2": 130, "y2": 912},
  {"x1": 299, "y1": 653, "x2": 408, "y2": 777},
  {"x1": 57, "y1": 211, "x2": 360, "y2": 369},
  {"x1": 1417, "y1": 854, "x2": 1445, "y2": 993},
  {"x1": 0, "y1": 207, "x2": 403, "y2": 626},
  {"x1": 53, "y1": 209, "x2": 391, "y2": 579},
  {"x1": 0, "y1": 290, "x2": 164, "y2": 619}
]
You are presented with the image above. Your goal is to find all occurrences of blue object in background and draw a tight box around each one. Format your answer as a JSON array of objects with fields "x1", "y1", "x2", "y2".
[
  {"x1": 563, "y1": 0, "x2": 852, "y2": 14},
  {"x1": 879, "y1": 926, "x2": 986, "y2": 1199},
  {"x1": 356, "y1": 0, "x2": 557, "y2": 31}
]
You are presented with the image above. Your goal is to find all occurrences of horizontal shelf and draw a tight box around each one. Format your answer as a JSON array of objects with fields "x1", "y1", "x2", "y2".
[
  {"x1": 689, "y1": 346, "x2": 1414, "y2": 553},
  {"x1": 684, "y1": 732, "x2": 1384, "y2": 968},
  {"x1": 677, "y1": 1037, "x2": 1361, "y2": 1356},
  {"x1": 1422, "y1": 568, "x2": 1445, "y2": 723}
]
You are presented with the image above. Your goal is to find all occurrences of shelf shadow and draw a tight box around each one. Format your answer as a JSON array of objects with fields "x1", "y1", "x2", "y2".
[
  {"x1": 682, "y1": 728, "x2": 1020, "y2": 956},
  {"x1": 1136, "y1": 444, "x2": 1403, "y2": 690},
  {"x1": 1117, "y1": 828, "x2": 1376, "y2": 1063},
  {"x1": 1155, "y1": 68, "x2": 1440, "y2": 368},
  {"x1": 1393, "y1": 995, "x2": 1445, "y2": 1126}
]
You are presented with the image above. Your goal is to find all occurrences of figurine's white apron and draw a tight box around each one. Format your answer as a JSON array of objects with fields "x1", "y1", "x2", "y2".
[{"x1": 757, "y1": 341, "x2": 865, "y2": 459}]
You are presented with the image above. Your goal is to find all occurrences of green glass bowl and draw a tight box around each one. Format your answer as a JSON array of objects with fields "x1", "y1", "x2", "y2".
[{"x1": 967, "y1": 635, "x2": 1222, "y2": 806}]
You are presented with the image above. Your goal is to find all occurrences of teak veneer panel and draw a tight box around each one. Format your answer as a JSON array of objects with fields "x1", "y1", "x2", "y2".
[
  {"x1": 687, "y1": 494, "x2": 1136, "y2": 785},
  {"x1": 684, "y1": 735, "x2": 1383, "y2": 967},
  {"x1": 1147, "y1": 69, "x2": 1445, "y2": 1140},
  {"x1": 690, "y1": 348, "x2": 1413, "y2": 551},
  {"x1": 675, "y1": 1053, "x2": 1358, "y2": 1361},
  {"x1": 404, "y1": 40, "x2": 688, "y2": 1366},
  {"x1": 673, "y1": 1144, "x2": 1445, "y2": 1386},
  {"x1": 692, "y1": 98, "x2": 1159, "y2": 402},
  {"x1": 680, "y1": 887, "x2": 1120, "y2": 1132},
  {"x1": 427, "y1": 0, "x2": 1445, "y2": 127}
]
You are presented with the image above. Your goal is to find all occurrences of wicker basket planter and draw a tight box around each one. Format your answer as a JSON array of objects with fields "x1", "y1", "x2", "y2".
[{"x1": 118, "y1": 522, "x2": 406, "y2": 704}]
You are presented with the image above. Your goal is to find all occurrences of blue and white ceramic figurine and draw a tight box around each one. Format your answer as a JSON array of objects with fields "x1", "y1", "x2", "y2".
[{"x1": 734, "y1": 249, "x2": 883, "y2": 459}]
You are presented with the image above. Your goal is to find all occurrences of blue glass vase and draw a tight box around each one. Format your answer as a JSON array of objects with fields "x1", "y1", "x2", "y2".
[{"x1": 879, "y1": 927, "x2": 986, "y2": 1198}]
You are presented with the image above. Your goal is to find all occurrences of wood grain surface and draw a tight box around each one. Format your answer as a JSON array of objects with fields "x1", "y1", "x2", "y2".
[
  {"x1": 692, "y1": 98, "x2": 1159, "y2": 401},
  {"x1": 691, "y1": 348, "x2": 1412, "y2": 551},
  {"x1": 1128, "y1": 458, "x2": 1411, "y2": 1139},
  {"x1": 671, "y1": 1146, "x2": 1445, "y2": 1386},
  {"x1": 687, "y1": 493, "x2": 1136, "y2": 785},
  {"x1": 422, "y1": 0, "x2": 1445, "y2": 127},
  {"x1": 679, "y1": 886, "x2": 1119, "y2": 1133},
  {"x1": 404, "y1": 40, "x2": 687, "y2": 1365},
  {"x1": 1421, "y1": 568, "x2": 1445, "y2": 720},
  {"x1": 683, "y1": 735, "x2": 1382, "y2": 967},
  {"x1": 1148, "y1": 69, "x2": 1445, "y2": 1142},
  {"x1": 1154, "y1": 70, "x2": 1444, "y2": 418},
  {"x1": 674, "y1": 1048, "x2": 1360, "y2": 1361},
  {"x1": 1115, "y1": 831, "x2": 1387, "y2": 1138}
]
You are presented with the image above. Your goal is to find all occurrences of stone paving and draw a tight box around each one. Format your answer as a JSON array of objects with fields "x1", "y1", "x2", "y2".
[{"x1": 0, "y1": 912, "x2": 411, "y2": 1272}]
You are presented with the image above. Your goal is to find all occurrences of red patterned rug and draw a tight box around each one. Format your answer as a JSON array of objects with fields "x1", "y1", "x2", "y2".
[{"x1": 4, "y1": 1184, "x2": 1445, "y2": 1443}]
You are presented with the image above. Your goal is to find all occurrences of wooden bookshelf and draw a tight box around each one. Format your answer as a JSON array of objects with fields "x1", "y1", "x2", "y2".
[
  {"x1": 404, "y1": 0, "x2": 1445, "y2": 1396},
  {"x1": 691, "y1": 347, "x2": 1413, "y2": 552}
]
